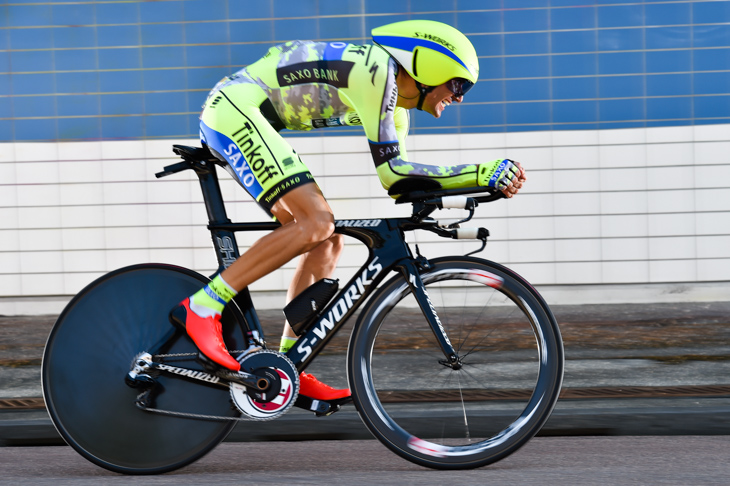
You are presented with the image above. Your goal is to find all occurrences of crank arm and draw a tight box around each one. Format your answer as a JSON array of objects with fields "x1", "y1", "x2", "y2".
[
  {"x1": 127, "y1": 352, "x2": 269, "y2": 390},
  {"x1": 216, "y1": 369, "x2": 270, "y2": 390}
]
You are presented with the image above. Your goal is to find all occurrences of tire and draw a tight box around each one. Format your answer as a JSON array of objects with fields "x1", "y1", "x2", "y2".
[
  {"x1": 42, "y1": 264, "x2": 245, "y2": 474},
  {"x1": 347, "y1": 257, "x2": 564, "y2": 470}
]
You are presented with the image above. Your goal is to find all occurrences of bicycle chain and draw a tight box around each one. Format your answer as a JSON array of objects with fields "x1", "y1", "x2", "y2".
[
  {"x1": 137, "y1": 350, "x2": 297, "y2": 422},
  {"x1": 136, "y1": 396, "x2": 259, "y2": 422},
  {"x1": 152, "y1": 350, "x2": 248, "y2": 360}
]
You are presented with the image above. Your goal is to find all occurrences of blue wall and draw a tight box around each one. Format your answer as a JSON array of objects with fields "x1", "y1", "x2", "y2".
[{"x1": 2, "y1": 0, "x2": 730, "y2": 141}]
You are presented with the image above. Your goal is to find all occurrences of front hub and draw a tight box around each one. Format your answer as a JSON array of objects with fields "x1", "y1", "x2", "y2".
[{"x1": 438, "y1": 354, "x2": 463, "y2": 370}]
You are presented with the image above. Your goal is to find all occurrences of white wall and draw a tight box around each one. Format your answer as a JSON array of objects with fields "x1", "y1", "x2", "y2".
[{"x1": 1, "y1": 124, "x2": 729, "y2": 315}]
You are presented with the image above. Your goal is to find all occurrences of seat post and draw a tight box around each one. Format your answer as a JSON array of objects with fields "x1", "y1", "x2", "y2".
[
  {"x1": 188, "y1": 164, "x2": 241, "y2": 270},
  {"x1": 195, "y1": 163, "x2": 230, "y2": 226}
]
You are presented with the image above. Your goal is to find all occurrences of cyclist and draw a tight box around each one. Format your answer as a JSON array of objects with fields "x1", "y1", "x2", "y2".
[{"x1": 170, "y1": 20, "x2": 526, "y2": 402}]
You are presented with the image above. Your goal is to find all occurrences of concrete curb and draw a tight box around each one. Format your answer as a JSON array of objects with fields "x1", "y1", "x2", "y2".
[{"x1": 4, "y1": 399, "x2": 730, "y2": 446}]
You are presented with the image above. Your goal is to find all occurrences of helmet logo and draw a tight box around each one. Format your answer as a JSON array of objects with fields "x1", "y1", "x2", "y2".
[{"x1": 413, "y1": 32, "x2": 455, "y2": 52}]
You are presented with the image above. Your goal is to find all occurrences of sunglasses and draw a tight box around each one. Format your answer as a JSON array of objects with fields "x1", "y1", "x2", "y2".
[{"x1": 444, "y1": 77, "x2": 475, "y2": 97}]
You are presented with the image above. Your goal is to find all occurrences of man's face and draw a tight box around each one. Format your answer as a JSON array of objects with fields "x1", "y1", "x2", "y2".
[{"x1": 420, "y1": 83, "x2": 464, "y2": 118}]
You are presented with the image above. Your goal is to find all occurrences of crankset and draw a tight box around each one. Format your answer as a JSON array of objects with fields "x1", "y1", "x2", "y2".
[
  {"x1": 126, "y1": 350, "x2": 298, "y2": 421},
  {"x1": 230, "y1": 350, "x2": 299, "y2": 420}
]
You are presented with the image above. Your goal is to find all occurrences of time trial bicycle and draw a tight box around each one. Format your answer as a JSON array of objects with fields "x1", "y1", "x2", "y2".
[{"x1": 42, "y1": 145, "x2": 564, "y2": 474}]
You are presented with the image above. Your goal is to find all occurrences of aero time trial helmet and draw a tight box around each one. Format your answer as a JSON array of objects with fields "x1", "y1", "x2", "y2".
[{"x1": 372, "y1": 20, "x2": 479, "y2": 96}]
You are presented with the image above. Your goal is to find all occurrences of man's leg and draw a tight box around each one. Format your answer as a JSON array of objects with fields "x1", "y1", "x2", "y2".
[
  {"x1": 263, "y1": 200, "x2": 349, "y2": 401},
  {"x1": 171, "y1": 182, "x2": 351, "y2": 399},
  {"x1": 171, "y1": 183, "x2": 336, "y2": 371},
  {"x1": 219, "y1": 184, "x2": 336, "y2": 291},
  {"x1": 280, "y1": 234, "x2": 345, "y2": 343},
  {"x1": 253, "y1": 187, "x2": 345, "y2": 343}
]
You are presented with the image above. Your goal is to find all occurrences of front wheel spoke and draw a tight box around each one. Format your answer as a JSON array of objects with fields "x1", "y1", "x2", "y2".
[
  {"x1": 459, "y1": 324, "x2": 502, "y2": 360},
  {"x1": 436, "y1": 367, "x2": 457, "y2": 390},
  {"x1": 458, "y1": 299, "x2": 526, "y2": 358},
  {"x1": 459, "y1": 366, "x2": 498, "y2": 393},
  {"x1": 456, "y1": 372, "x2": 471, "y2": 442}
]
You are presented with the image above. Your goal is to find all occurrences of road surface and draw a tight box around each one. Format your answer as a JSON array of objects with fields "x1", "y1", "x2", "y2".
[{"x1": 1, "y1": 436, "x2": 729, "y2": 485}]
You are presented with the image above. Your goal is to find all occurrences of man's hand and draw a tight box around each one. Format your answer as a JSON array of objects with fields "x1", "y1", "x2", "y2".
[
  {"x1": 478, "y1": 159, "x2": 527, "y2": 197},
  {"x1": 501, "y1": 161, "x2": 526, "y2": 198}
]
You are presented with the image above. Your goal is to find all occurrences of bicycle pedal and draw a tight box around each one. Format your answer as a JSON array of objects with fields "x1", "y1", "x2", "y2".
[
  {"x1": 235, "y1": 344, "x2": 263, "y2": 363},
  {"x1": 294, "y1": 395, "x2": 351, "y2": 417},
  {"x1": 195, "y1": 351, "x2": 224, "y2": 373}
]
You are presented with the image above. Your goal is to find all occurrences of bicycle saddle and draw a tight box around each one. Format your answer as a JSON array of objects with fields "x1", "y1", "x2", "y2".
[{"x1": 172, "y1": 144, "x2": 216, "y2": 162}]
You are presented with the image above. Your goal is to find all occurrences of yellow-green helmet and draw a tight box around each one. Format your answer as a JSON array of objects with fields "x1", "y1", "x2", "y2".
[{"x1": 372, "y1": 20, "x2": 479, "y2": 88}]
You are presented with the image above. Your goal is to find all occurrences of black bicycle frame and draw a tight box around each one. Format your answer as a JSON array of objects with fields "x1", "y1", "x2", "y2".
[{"x1": 193, "y1": 159, "x2": 459, "y2": 372}]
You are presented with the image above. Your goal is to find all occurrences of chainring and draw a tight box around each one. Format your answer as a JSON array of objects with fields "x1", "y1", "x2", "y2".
[{"x1": 230, "y1": 350, "x2": 299, "y2": 420}]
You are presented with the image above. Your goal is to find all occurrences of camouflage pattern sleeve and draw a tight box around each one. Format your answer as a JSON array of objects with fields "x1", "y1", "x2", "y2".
[{"x1": 393, "y1": 107, "x2": 409, "y2": 161}]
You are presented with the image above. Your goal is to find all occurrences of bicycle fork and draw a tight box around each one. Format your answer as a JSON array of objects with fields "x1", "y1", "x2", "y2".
[{"x1": 397, "y1": 259, "x2": 461, "y2": 370}]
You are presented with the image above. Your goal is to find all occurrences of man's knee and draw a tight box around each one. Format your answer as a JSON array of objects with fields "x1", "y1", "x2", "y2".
[
  {"x1": 275, "y1": 183, "x2": 336, "y2": 247},
  {"x1": 312, "y1": 216, "x2": 336, "y2": 244},
  {"x1": 312, "y1": 232, "x2": 344, "y2": 259},
  {"x1": 299, "y1": 213, "x2": 335, "y2": 247}
]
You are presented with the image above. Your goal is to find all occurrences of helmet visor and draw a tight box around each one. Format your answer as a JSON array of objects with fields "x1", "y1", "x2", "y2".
[{"x1": 444, "y1": 77, "x2": 474, "y2": 97}]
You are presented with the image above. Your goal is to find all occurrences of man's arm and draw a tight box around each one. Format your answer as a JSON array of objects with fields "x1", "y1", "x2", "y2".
[{"x1": 354, "y1": 53, "x2": 525, "y2": 197}]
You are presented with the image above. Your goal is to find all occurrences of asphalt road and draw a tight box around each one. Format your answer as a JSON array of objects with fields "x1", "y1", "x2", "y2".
[{"x1": 1, "y1": 436, "x2": 729, "y2": 485}]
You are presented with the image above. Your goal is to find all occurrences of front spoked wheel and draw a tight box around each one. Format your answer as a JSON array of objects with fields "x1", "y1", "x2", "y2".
[{"x1": 348, "y1": 257, "x2": 564, "y2": 469}]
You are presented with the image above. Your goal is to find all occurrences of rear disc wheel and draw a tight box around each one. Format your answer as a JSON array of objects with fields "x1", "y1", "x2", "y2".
[{"x1": 42, "y1": 264, "x2": 245, "y2": 474}]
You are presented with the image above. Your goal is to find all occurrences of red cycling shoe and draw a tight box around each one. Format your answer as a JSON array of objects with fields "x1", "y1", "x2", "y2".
[
  {"x1": 298, "y1": 372, "x2": 351, "y2": 400},
  {"x1": 169, "y1": 298, "x2": 240, "y2": 371}
]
